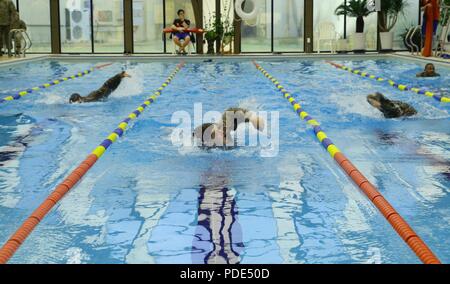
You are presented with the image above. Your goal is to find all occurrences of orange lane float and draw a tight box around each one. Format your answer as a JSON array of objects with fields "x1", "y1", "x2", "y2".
[
  {"x1": 253, "y1": 61, "x2": 441, "y2": 264},
  {"x1": 0, "y1": 62, "x2": 185, "y2": 264}
]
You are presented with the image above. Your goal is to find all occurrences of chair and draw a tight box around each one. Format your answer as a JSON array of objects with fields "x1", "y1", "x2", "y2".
[
  {"x1": 317, "y1": 22, "x2": 337, "y2": 53},
  {"x1": 169, "y1": 32, "x2": 196, "y2": 55}
]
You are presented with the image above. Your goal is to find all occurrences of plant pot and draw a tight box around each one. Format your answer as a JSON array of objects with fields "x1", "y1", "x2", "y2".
[
  {"x1": 223, "y1": 35, "x2": 233, "y2": 45},
  {"x1": 380, "y1": 31, "x2": 394, "y2": 51},
  {"x1": 337, "y1": 39, "x2": 348, "y2": 53},
  {"x1": 206, "y1": 39, "x2": 215, "y2": 54},
  {"x1": 353, "y1": 33, "x2": 366, "y2": 52}
]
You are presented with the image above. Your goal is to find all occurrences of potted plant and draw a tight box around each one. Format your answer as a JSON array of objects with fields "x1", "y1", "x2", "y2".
[
  {"x1": 337, "y1": 34, "x2": 348, "y2": 53},
  {"x1": 221, "y1": 13, "x2": 235, "y2": 54},
  {"x1": 204, "y1": 13, "x2": 224, "y2": 54},
  {"x1": 205, "y1": 29, "x2": 217, "y2": 54},
  {"x1": 204, "y1": 13, "x2": 218, "y2": 54},
  {"x1": 379, "y1": 0, "x2": 407, "y2": 51},
  {"x1": 335, "y1": 0, "x2": 375, "y2": 52}
]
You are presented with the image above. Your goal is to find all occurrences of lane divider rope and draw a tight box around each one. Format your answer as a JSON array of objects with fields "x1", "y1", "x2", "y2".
[
  {"x1": 327, "y1": 61, "x2": 450, "y2": 103},
  {"x1": 253, "y1": 61, "x2": 441, "y2": 264},
  {"x1": 0, "y1": 63, "x2": 114, "y2": 105},
  {"x1": 0, "y1": 62, "x2": 185, "y2": 264}
]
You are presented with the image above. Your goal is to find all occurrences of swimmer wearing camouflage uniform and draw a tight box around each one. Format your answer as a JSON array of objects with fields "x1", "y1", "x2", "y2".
[
  {"x1": 69, "y1": 71, "x2": 131, "y2": 103},
  {"x1": 193, "y1": 108, "x2": 265, "y2": 148},
  {"x1": 367, "y1": 93, "x2": 418, "y2": 119}
]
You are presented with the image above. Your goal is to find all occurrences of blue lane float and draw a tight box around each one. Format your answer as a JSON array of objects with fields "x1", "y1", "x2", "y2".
[
  {"x1": 0, "y1": 63, "x2": 113, "y2": 105},
  {"x1": 328, "y1": 61, "x2": 450, "y2": 104},
  {"x1": 252, "y1": 61, "x2": 441, "y2": 264},
  {"x1": 0, "y1": 62, "x2": 185, "y2": 264}
]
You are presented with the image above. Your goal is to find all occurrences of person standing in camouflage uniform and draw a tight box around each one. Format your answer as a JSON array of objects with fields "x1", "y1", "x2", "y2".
[{"x1": 0, "y1": 0, "x2": 17, "y2": 56}]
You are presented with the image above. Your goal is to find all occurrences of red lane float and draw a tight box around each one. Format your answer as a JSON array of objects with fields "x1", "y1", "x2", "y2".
[
  {"x1": 95, "y1": 62, "x2": 114, "y2": 70},
  {"x1": 163, "y1": 28, "x2": 205, "y2": 34},
  {"x1": 333, "y1": 152, "x2": 440, "y2": 264}
]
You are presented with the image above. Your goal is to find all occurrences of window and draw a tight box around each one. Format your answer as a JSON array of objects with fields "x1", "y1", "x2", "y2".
[
  {"x1": 165, "y1": 0, "x2": 197, "y2": 53},
  {"x1": 346, "y1": 12, "x2": 377, "y2": 50},
  {"x1": 241, "y1": 0, "x2": 272, "y2": 52},
  {"x1": 313, "y1": 0, "x2": 344, "y2": 51},
  {"x1": 93, "y1": 0, "x2": 124, "y2": 53},
  {"x1": 392, "y1": 0, "x2": 420, "y2": 50},
  {"x1": 274, "y1": 0, "x2": 304, "y2": 52},
  {"x1": 59, "y1": 0, "x2": 92, "y2": 53},
  {"x1": 220, "y1": 0, "x2": 233, "y2": 53},
  {"x1": 202, "y1": 0, "x2": 216, "y2": 52},
  {"x1": 133, "y1": 0, "x2": 164, "y2": 53},
  {"x1": 17, "y1": 0, "x2": 51, "y2": 52}
]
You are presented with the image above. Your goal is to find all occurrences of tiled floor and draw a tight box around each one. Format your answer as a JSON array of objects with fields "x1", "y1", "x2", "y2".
[
  {"x1": 0, "y1": 54, "x2": 48, "y2": 64},
  {"x1": 0, "y1": 52, "x2": 448, "y2": 67},
  {"x1": 395, "y1": 51, "x2": 450, "y2": 65}
]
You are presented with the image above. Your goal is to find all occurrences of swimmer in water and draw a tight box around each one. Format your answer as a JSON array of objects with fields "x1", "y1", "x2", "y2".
[
  {"x1": 367, "y1": 93, "x2": 418, "y2": 119},
  {"x1": 416, "y1": 63, "x2": 440, "y2": 77},
  {"x1": 193, "y1": 108, "x2": 265, "y2": 148},
  {"x1": 69, "y1": 71, "x2": 131, "y2": 103}
]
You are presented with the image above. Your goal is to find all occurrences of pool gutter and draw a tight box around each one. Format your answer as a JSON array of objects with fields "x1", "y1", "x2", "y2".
[{"x1": 1, "y1": 52, "x2": 449, "y2": 67}]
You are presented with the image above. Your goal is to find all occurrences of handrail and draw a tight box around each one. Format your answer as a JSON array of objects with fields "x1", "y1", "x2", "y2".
[
  {"x1": 7, "y1": 29, "x2": 32, "y2": 57},
  {"x1": 0, "y1": 62, "x2": 185, "y2": 264},
  {"x1": 0, "y1": 63, "x2": 113, "y2": 105},
  {"x1": 327, "y1": 61, "x2": 450, "y2": 103},
  {"x1": 253, "y1": 61, "x2": 441, "y2": 264}
]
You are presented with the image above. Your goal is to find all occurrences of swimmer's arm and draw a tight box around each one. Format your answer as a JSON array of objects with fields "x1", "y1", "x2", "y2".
[
  {"x1": 103, "y1": 74, "x2": 124, "y2": 90},
  {"x1": 83, "y1": 88, "x2": 108, "y2": 102},
  {"x1": 416, "y1": 71, "x2": 427, "y2": 77}
]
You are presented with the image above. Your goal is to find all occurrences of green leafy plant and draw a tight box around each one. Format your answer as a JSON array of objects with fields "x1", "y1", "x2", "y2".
[
  {"x1": 378, "y1": 0, "x2": 407, "y2": 32},
  {"x1": 335, "y1": 0, "x2": 375, "y2": 33},
  {"x1": 204, "y1": 13, "x2": 223, "y2": 41},
  {"x1": 205, "y1": 29, "x2": 217, "y2": 41},
  {"x1": 222, "y1": 0, "x2": 235, "y2": 38}
]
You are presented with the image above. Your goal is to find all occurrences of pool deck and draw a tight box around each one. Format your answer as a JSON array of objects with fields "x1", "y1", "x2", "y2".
[{"x1": 0, "y1": 52, "x2": 449, "y2": 67}]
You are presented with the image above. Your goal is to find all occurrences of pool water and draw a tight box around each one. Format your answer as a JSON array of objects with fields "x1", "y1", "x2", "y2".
[{"x1": 0, "y1": 58, "x2": 449, "y2": 264}]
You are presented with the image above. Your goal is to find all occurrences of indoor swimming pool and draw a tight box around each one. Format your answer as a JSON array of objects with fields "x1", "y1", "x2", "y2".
[{"x1": 0, "y1": 57, "x2": 449, "y2": 264}]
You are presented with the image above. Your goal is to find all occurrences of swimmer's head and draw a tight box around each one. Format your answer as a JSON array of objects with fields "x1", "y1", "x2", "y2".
[
  {"x1": 424, "y1": 63, "x2": 436, "y2": 74},
  {"x1": 121, "y1": 71, "x2": 131, "y2": 78},
  {"x1": 249, "y1": 113, "x2": 265, "y2": 131},
  {"x1": 69, "y1": 93, "x2": 82, "y2": 104},
  {"x1": 367, "y1": 92, "x2": 388, "y2": 109}
]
